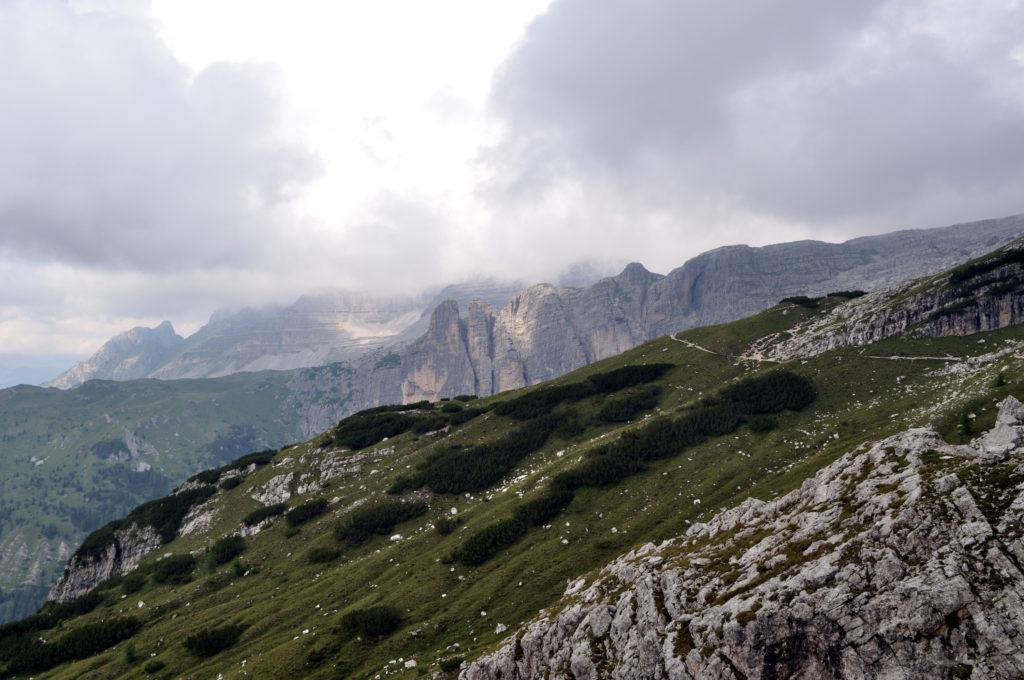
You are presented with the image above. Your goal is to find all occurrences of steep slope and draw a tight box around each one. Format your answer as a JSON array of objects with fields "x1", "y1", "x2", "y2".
[
  {"x1": 0, "y1": 363, "x2": 359, "y2": 624},
  {"x1": 8, "y1": 243, "x2": 1024, "y2": 678},
  {"x1": 45, "y1": 322, "x2": 184, "y2": 390}
]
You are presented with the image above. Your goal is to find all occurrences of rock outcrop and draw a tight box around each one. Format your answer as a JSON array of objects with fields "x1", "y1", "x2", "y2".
[
  {"x1": 464, "y1": 398, "x2": 1024, "y2": 680},
  {"x1": 750, "y1": 249, "x2": 1024, "y2": 362},
  {"x1": 47, "y1": 524, "x2": 161, "y2": 603}
]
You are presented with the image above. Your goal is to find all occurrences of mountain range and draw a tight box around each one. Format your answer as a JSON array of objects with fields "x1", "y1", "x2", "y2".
[
  {"x1": 6, "y1": 235, "x2": 1024, "y2": 677},
  {"x1": 45, "y1": 214, "x2": 1024, "y2": 396}
]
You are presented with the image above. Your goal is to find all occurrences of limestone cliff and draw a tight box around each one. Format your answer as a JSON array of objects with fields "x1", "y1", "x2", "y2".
[{"x1": 464, "y1": 397, "x2": 1024, "y2": 679}]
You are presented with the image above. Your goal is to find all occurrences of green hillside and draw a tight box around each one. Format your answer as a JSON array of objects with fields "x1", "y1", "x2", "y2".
[
  {"x1": 4, "y1": 260, "x2": 1022, "y2": 679},
  {"x1": 0, "y1": 364, "x2": 356, "y2": 623}
]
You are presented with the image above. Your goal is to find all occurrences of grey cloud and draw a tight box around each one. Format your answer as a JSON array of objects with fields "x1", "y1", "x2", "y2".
[
  {"x1": 486, "y1": 0, "x2": 1024, "y2": 232},
  {"x1": 0, "y1": 0, "x2": 318, "y2": 271}
]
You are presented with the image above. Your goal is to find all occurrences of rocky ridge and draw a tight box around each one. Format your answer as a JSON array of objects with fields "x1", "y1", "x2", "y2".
[
  {"x1": 747, "y1": 244, "x2": 1024, "y2": 362},
  {"x1": 464, "y1": 397, "x2": 1024, "y2": 680}
]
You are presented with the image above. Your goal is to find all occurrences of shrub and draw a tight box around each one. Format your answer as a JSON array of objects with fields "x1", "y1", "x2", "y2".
[
  {"x1": 219, "y1": 477, "x2": 242, "y2": 491},
  {"x1": 827, "y1": 290, "x2": 866, "y2": 299},
  {"x1": 434, "y1": 516, "x2": 458, "y2": 535},
  {"x1": 334, "y1": 500, "x2": 428, "y2": 546},
  {"x1": 493, "y1": 382, "x2": 596, "y2": 420},
  {"x1": 596, "y1": 385, "x2": 662, "y2": 423},
  {"x1": 337, "y1": 606, "x2": 403, "y2": 639},
  {"x1": 447, "y1": 407, "x2": 485, "y2": 426},
  {"x1": 451, "y1": 518, "x2": 528, "y2": 566},
  {"x1": 585, "y1": 363, "x2": 673, "y2": 392},
  {"x1": 191, "y1": 469, "x2": 221, "y2": 484},
  {"x1": 224, "y1": 449, "x2": 277, "y2": 470},
  {"x1": 209, "y1": 535, "x2": 247, "y2": 565},
  {"x1": 144, "y1": 659, "x2": 166, "y2": 673},
  {"x1": 307, "y1": 547, "x2": 342, "y2": 564},
  {"x1": 332, "y1": 412, "x2": 420, "y2": 449},
  {"x1": 440, "y1": 656, "x2": 464, "y2": 672},
  {"x1": 453, "y1": 394, "x2": 478, "y2": 402},
  {"x1": 720, "y1": 370, "x2": 815, "y2": 414},
  {"x1": 152, "y1": 554, "x2": 196, "y2": 585},
  {"x1": 3, "y1": 617, "x2": 142, "y2": 674},
  {"x1": 183, "y1": 623, "x2": 244, "y2": 658},
  {"x1": 748, "y1": 415, "x2": 777, "y2": 433},
  {"x1": 441, "y1": 402, "x2": 463, "y2": 413},
  {"x1": 286, "y1": 498, "x2": 329, "y2": 526},
  {"x1": 121, "y1": 572, "x2": 147, "y2": 594},
  {"x1": 780, "y1": 295, "x2": 819, "y2": 307},
  {"x1": 243, "y1": 503, "x2": 288, "y2": 526},
  {"x1": 410, "y1": 414, "x2": 448, "y2": 435}
]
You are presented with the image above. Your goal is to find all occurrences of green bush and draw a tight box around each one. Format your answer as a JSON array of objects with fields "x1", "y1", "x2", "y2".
[
  {"x1": 334, "y1": 499, "x2": 427, "y2": 546},
  {"x1": 451, "y1": 518, "x2": 527, "y2": 566},
  {"x1": 780, "y1": 295, "x2": 819, "y2": 307},
  {"x1": 827, "y1": 290, "x2": 866, "y2": 299},
  {"x1": 410, "y1": 414, "x2": 448, "y2": 435},
  {"x1": 596, "y1": 385, "x2": 662, "y2": 423},
  {"x1": 243, "y1": 503, "x2": 288, "y2": 526},
  {"x1": 452, "y1": 394, "x2": 478, "y2": 402},
  {"x1": 209, "y1": 535, "x2": 246, "y2": 565},
  {"x1": 748, "y1": 415, "x2": 777, "y2": 433},
  {"x1": 440, "y1": 656, "x2": 464, "y2": 672},
  {"x1": 307, "y1": 547, "x2": 342, "y2": 564},
  {"x1": 3, "y1": 616, "x2": 142, "y2": 674},
  {"x1": 152, "y1": 554, "x2": 196, "y2": 585},
  {"x1": 719, "y1": 371, "x2": 815, "y2": 414},
  {"x1": 286, "y1": 498, "x2": 329, "y2": 526},
  {"x1": 337, "y1": 606, "x2": 403, "y2": 639},
  {"x1": 144, "y1": 659, "x2": 166, "y2": 673},
  {"x1": 441, "y1": 402, "x2": 463, "y2": 413},
  {"x1": 219, "y1": 477, "x2": 242, "y2": 491},
  {"x1": 434, "y1": 516, "x2": 458, "y2": 535},
  {"x1": 190, "y1": 469, "x2": 222, "y2": 484},
  {"x1": 121, "y1": 572, "x2": 147, "y2": 594},
  {"x1": 183, "y1": 623, "x2": 244, "y2": 658}
]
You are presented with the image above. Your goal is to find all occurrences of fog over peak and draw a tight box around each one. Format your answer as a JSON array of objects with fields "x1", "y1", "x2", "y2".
[{"x1": 1, "y1": 0, "x2": 1022, "y2": 359}]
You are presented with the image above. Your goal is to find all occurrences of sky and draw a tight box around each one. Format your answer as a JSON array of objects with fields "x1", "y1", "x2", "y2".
[{"x1": 1, "y1": 0, "x2": 1023, "y2": 364}]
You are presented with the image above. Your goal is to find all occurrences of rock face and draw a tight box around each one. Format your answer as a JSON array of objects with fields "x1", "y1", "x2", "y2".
[
  {"x1": 464, "y1": 398, "x2": 1024, "y2": 680},
  {"x1": 47, "y1": 524, "x2": 161, "y2": 603},
  {"x1": 750, "y1": 250, "x2": 1024, "y2": 362},
  {"x1": 45, "y1": 321, "x2": 184, "y2": 389},
  {"x1": 363, "y1": 217, "x2": 1024, "y2": 403}
]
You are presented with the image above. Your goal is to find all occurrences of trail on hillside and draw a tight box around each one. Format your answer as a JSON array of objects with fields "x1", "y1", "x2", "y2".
[{"x1": 670, "y1": 334, "x2": 777, "y2": 363}]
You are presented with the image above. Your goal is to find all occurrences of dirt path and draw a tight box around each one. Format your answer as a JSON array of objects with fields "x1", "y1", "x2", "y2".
[{"x1": 670, "y1": 334, "x2": 777, "y2": 363}]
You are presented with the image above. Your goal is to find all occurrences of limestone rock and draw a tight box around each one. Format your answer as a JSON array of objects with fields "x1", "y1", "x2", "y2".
[{"x1": 463, "y1": 398, "x2": 1024, "y2": 680}]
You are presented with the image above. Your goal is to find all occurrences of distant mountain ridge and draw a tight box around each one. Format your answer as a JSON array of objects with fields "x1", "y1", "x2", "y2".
[
  {"x1": 47, "y1": 214, "x2": 1024, "y2": 392},
  {"x1": 354, "y1": 213, "x2": 1024, "y2": 403}
]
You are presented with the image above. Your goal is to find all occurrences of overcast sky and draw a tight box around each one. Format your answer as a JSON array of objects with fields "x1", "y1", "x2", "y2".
[{"x1": 1, "y1": 0, "x2": 1023, "y2": 361}]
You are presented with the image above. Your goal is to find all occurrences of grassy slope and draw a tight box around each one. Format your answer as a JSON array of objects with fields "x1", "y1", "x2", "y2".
[
  {"x1": 0, "y1": 366, "x2": 355, "y2": 623},
  {"x1": 15, "y1": 301, "x2": 1024, "y2": 679}
]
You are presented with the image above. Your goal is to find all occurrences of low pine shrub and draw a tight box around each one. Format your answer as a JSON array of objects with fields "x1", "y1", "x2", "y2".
[
  {"x1": 286, "y1": 498, "x2": 329, "y2": 526},
  {"x1": 307, "y1": 547, "x2": 342, "y2": 564},
  {"x1": 151, "y1": 554, "x2": 196, "y2": 585},
  {"x1": 334, "y1": 499, "x2": 427, "y2": 546},
  {"x1": 337, "y1": 606, "x2": 403, "y2": 639},
  {"x1": 3, "y1": 617, "x2": 142, "y2": 674},
  {"x1": 243, "y1": 503, "x2": 288, "y2": 527},
  {"x1": 209, "y1": 535, "x2": 246, "y2": 565},
  {"x1": 183, "y1": 623, "x2": 244, "y2": 658},
  {"x1": 219, "y1": 476, "x2": 242, "y2": 491}
]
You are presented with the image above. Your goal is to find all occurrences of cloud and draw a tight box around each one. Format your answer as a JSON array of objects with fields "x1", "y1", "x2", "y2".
[
  {"x1": 0, "y1": 0, "x2": 319, "y2": 271},
  {"x1": 482, "y1": 0, "x2": 1024, "y2": 267}
]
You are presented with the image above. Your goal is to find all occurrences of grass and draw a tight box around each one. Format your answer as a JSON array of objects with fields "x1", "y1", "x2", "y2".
[{"x1": 10, "y1": 291, "x2": 1024, "y2": 679}]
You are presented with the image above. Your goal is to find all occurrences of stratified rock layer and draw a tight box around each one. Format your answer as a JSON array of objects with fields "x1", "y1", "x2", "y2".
[{"x1": 464, "y1": 398, "x2": 1024, "y2": 680}]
